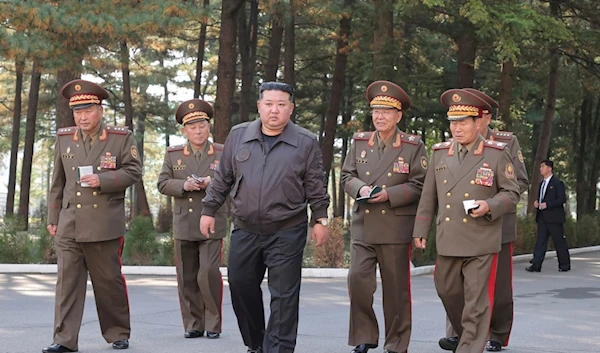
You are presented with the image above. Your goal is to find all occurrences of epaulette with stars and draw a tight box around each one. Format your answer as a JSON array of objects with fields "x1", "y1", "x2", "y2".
[
  {"x1": 352, "y1": 131, "x2": 373, "y2": 140},
  {"x1": 105, "y1": 125, "x2": 129, "y2": 135},
  {"x1": 57, "y1": 126, "x2": 77, "y2": 136},
  {"x1": 484, "y1": 139, "x2": 507, "y2": 150},
  {"x1": 167, "y1": 145, "x2": 185, "y2": 152},
  {"x1": 401, "y1": 133, "x2": 421, "y2": 145},
  {"x1": 490, "y1": 130, "x2": 513, "y2": 141},
  {"x1": 433, "y1": 141, "x2": 452, "y2": 150}
]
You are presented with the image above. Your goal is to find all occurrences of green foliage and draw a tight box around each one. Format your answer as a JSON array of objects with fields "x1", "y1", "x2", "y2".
[
  {"x1": 0, "y1": 217, "x2": 34, "y2": 263},
  {"x1": 123, "y1": 216, "x2": 159, "y2": 265}
]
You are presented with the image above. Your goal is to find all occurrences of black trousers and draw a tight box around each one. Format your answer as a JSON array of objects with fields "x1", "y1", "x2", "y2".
[
  {"x1": 532, "y1": 221, "x2": 570, "y2": 270},
  {"x1": 228, "y1": 221, "x2": 307, "y2": 353}
]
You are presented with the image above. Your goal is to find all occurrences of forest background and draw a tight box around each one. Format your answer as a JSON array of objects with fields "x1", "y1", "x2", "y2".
[{"x1": 1, "y1": 0, "x2": 600, "y2": 267}]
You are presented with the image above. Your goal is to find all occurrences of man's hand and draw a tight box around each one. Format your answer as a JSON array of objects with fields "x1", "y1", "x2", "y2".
[
  {"x1": 539, "y1": 202, "x2": 547, "y2": 210},
  {"x1": 533, "y1": 200, "x2": 539, "y2": 208},
  {"x1": 47, "y1": 224, "x2": 57, "y2": 237},
  {"x1": 368, "y1": 189, "x2": 389, "y2": 203},
  {"x1": 200, "y1": 215, "x2": 215, "y2": 238},
  {"x1": 359, "y1": 186, "x2": 371, "y2": 198},
  {"x1": 80, "y1": 174, "x2": 100, "y2": 188},
  {"x1": 198, "y1": 176, "x2": 212, "y2": 190},
  {"x1": 184, "y1": 179, "x2": 201, "y2": 191},
  {"x1": 311, "y1": 224, "x2": 329, "y2": 246},
  {"x1": 469, "y1": 200, "x2": 490, "y2": 218},
  {"x1": 414, "y1": 237, "x2": 427, "y2": 250}
]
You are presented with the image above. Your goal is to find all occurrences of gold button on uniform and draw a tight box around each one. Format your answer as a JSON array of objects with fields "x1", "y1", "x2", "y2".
[
  {"x1": 387, "y1": 173, "x2": 392, "y2": 177},
  {"x1": 365, "y1": 209, "x2": 370, "y2": 214},
  {"x1": 93, "y1": 191, "x2": 98, "y2": 196},
  {"x1": 189, "y1": 198, "x2": 193, "y2": 202},
  {"x1": 445, "y1": 217, "x2": 450, "y2": 222},
  {"x1": 382, "y1": 185, "x2": 387, "y2": 189},
  {"x1": 464, "y1": 193, "x2": 470, "y2": 198},
  {"x1": 470, "y1": 180, "x2": 475, "y2": 185},
  {"x1": 446, "y1": 204, "x2": 451, "y2": 209},
  {"x1": 443, "y1": 180, "x2": 448, "y2": 184},
  {"x1": 446, "y1": 192, "x2": 451, "y2": 197},
  {"x1": 381, "y1": 210, "x2": 386, "y2": 215},
  {"x1": 72, "y1": 167, "x2": 76, "y2": 171},
  {"x1": 463, "y1": 218, "x2": 468, "y2": 223},
  {"x1": 76, "y1": 204, "x2": 81, "y2": 209},
  {"x1": 366, "y1": 172, "x2": 371, "y2": 176},
  {"x1": 97, "y1": 166, "x2": 101, "y2": 171},
  {"x1": 76, "y1": 192, "x2": 81, "y2": 196},
  {"x1": 93, "y1": 204, "x2": 98, "y2": 209},
  {"x1": 188, "y1": 208, "x2": 193, "y2": 213}
]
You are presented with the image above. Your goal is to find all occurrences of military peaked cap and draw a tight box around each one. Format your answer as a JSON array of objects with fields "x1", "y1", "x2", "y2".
[
  {"x1": 366, "y1": 80, "x2": 411, "y2": 111},
  {"x1": 440, "y1": 89, "x2": 491, "y2": 121},
  {"x1": 61, "y1": 79, "x2": 109, "y2": 110},
  {"x1": 175, "y1": 99, "x2": 213, "y2": 125}
]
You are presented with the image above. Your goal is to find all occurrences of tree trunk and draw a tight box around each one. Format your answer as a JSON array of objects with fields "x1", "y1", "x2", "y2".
[
  {"x1": 238, "y1": 0, "x2": 259, "y2": 123},
  {"x1": 6, "y1": 59, "x2": 24, "y2": 216},
  {"x1": 194, "y1": 0, "x2": 210, "y2": 98},
  {"x1": 56, "y1": 69, "x2": 81, "y2": 128},
  {"x1": 134, "y1": 111, "x2": 152, "y2": 219},
  {"x1": 527, "y1": 2, "x2": 561, "y2": 214},
  {"x1": 264, "y1": 0, "x2": 284, "y2": 82},
  {"x1": 372, "y1": 0, "x2": 394, "y2": 80},
  {"x1": 498, "y1": 59, "x2": 514, "y2": 130},
  {"x1": 575, "y1": 91, "x2": 592, "y2": 218},
  {"x1": 331, "y1": 165, "x2": 338, "y2": 216},
  {"x1": 335, "y1": 76, "x2": 354, "y2": 218},
  {"x1": 18, "y1": 63, "x2": 42, "y2": 230},
  {"x1": 322, "y1": 0, "x2": 354, "y2": 178},
  {"x1": 120, "y1": 40, "x2": 134, "y2": 129},
  {"x1": 455, "y1": 28, "x2": 477, "y2": 88},
  {"x1": 214, "y1": 0, "x2": 245, "y2": 142},
  {"x1": 283, "y1": 0, "x2": 296, "y2": 121},
  {"x1": 586, "y1": 94, "x2": 600, "y2": 213}
]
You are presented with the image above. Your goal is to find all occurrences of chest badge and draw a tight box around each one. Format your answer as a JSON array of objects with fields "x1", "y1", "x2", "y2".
[
  {"x1": 475, "y1": 163, "x2": 494, "y2": 187},
  {"x1": 360, "y1": 150, "x2": 366, "y2": 158},
  {"x1": 210, "y1": 160, "x2": 219, "y2": 171},
  {"x1": 100, "y1": 152, "x2": 117, "y2": 169},
  {"x1": 174, "y1": 159, "x2": 186, "y2": 171}
]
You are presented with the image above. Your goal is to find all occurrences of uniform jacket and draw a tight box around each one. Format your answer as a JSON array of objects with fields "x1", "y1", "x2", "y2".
[
  {"x1": 157, "y1": 142, "x2": 228, "y2": 240},
  {"x1": 487, "y1": 128, "x2": 529, "y2": 243},
  {"x1": 341, "y1": 128, "x2": 428, "y2": 244},
  {"x1": 413, "y1": 135, "x2": 519, "y2": 256},
  {"x1": 202, "y1": 119, "x2": 330, "y2": 235},
  {"x1": 536, "y1": 175, "x2": 566, "y2": 224},
  {"x1": 47, "y1": 123, "x2": 142, "y2": 242}
]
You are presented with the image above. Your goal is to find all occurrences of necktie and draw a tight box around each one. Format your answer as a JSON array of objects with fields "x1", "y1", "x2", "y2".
[
  {"x1": 539, "y1": 180, "x2": 547, "y2": 203},
  {"x1": 379, "y1": 141, "x2": 386, "y2": 157},
  {"x1": 458, "y1": 147, "x2": 467, "y2": 164},
  {"x1": 83, "y1": 136, "x2": 91, "y2": 156},
  {"x1": 195, "y1": 151, "x2": 202, "y2": 164}
]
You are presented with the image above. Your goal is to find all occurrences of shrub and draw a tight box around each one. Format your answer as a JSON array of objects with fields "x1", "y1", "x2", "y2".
[
  {"x1": 514, "y1": 215, "x2": 537, "y2": 255},
  {"x1": 156, "y1": 234, "x2": 175, "y2": 266},
  {"x1": 411, "y1": 222, "x2": 437, "y2": 267},
  {"x1": 0, "y1": 217, "x2": 34, "y2": 263},
  {"x1": 36, "y1": 226, "x2": 57, "y2": 264},
  {"x1": 312, "y1": 217, "x2": 346, "y2": 268},
  {"x1": 123, "y1": 216, "x2": 159, "y2": 265}
]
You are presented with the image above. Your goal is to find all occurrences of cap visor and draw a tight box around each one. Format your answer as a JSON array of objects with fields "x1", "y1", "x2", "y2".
[
  {"x1": 183, "y1": 117, "x2": 210, "y2": 125},
  {"x1": 72, "y1": 103, "x2": 98, "y2": 110}
]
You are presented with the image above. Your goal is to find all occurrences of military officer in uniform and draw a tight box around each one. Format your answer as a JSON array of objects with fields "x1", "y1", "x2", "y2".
[
  {"x1": 45, "y1": 80, "x2": 142, "y2": 353},
  {"x1": 438, "y1": 89, "x2": 529, "y2": 352},
  {"x1": 157, "y1": 99, "x2": 228, "y2": 340},
  {"x1": 341, "y1": 81, "x2": 428, "y2": 353},
  {"x1": 413, "y1": 89, "x2": 519, "y2": 353}
]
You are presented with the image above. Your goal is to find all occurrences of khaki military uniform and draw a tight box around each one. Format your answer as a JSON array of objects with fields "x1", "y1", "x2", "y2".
[
  {"x1": 47, "y1": 123, "x2": 142, "y2": 350},
  {"x1": 157, "y1": 142, "x2": 228, "y2": 334},
  {"x1": 341, "y1": 128, "x2": 427, "y2": 353},
  {"x1": 413, "y1": 135, "x2": 519, "y2": 353}
]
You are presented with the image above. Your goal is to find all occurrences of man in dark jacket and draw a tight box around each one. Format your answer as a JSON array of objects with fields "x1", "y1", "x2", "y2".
[
  {"x1": 527, "y1": 159, "x2": 571, "y2": 272},
  {"x1": 200, "y1": 82, "x2": 330, "y2": 353}
]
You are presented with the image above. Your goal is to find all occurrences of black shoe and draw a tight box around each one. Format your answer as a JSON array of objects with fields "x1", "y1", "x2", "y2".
[
  {"x1": 247, "y1": 348, "x2": 262, "y2": 353},
  {"x1": 525, "y1": 265, "x2": 541, "y2": 272},
  {"x1": 112, "y1": 340, "x2": 129, "y2": 350},
  {"x1": 206, "y1": 331, "x2": 220, "y2": 339},
  {"x1": 351, "y1": 343, "x2": 378, "y2": 353},
  {"x1": 42, "y1": 344, "x2": 77, "y2": 353},
  {"x1": 438, "y1": 336, "x2": 459, "y2": 351},
  {"x1": 184, "y1": 330, "x2": 204, "y2": 338},
  {"x1": 559, "y1": 267, "x2": 570, "y2": 272},
  {"x1": 486, "y1": 340, "x2": 502, "y2": 352}
]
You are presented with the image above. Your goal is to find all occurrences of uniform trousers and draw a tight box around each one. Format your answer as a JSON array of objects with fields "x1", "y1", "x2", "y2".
[
  {"x1": 445, "y1": 243, "x2": 514, "y2": 347},
  {"x1": 435, "y1": 254, "x2": 498, "y2": 353},
  {"x1": 532, "y1": 221, "x2": 571, "y2": 270},
  {"x1": 53, "y1": 235, "x2": 130, "y2": 351},
  {"x1": 348, "y1": 241, "x2": 412, "y2": 353},
  {"x1": 228, "y1": 221, "x2": 307, "y2": 353},
  {"x1": 175, "y1": 238, "x2": 223, "y2": 333}
]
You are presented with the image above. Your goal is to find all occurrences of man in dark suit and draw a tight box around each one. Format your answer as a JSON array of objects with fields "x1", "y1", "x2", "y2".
[{"x1": 527, "y1": 159, "x2": 571, "y2": 272}]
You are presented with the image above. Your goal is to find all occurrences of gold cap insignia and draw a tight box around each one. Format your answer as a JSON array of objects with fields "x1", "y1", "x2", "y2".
[
  {"x1": 75, "y1": 84, "x2": 82, "y2": 91},
  {"x1": 381, "y1": 85, "x2": 388, "y2": 92},
  {"x1": 452, "y1": 94, "x2": 461, "y2": 102},
  {"x1": 189, "y1": 103, "x2": 195, "y2": 109}
]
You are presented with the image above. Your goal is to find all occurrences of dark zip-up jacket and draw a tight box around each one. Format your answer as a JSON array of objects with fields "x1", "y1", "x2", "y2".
[{"x1": 202, "y1": 119, "x2": 330, "y2": 234}]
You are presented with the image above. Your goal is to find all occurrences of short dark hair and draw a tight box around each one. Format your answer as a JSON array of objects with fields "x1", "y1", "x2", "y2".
[
  {"x1": 258, "y1": 82, "x2": 294, "y2": 102},
  {"x1": 541, "y1": 159, "x2": 554, "y2": 169}
]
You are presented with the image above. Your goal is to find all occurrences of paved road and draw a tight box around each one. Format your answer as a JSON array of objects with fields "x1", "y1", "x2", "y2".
[{"x1": 1, "y1": 252, "x2": 599, "y2": 353}]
